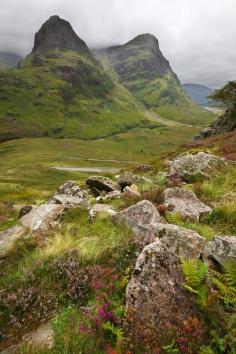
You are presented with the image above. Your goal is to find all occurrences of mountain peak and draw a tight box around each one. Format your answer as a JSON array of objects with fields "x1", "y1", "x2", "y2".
[
  {"x1": 32, "y1": 15, "x2": 89, "y2": 54},
  {"x1": 126, "y1": 33, "x2": 159, "y2": 47}
]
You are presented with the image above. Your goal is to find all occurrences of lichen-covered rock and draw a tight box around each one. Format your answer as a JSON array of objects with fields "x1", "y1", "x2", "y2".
[
  {"x1": 89, "y1": 204, "x2": 117, "y2": 221},
  {"x1": 113, "y1": 200, "x2": 163, "y2": 237},
  {"x1": 154, "y1": 223, "x2": 205, "y2": 259},
  {"x1": 0, "y1": 225, "x2": 26, "y2": 258},
  {"x1": 52, "y1": 194, "x2": 89, "y2": 209},
  {"x1": 204, "y1": 236, "x2": 236, "y2": 265},
  {"x1": 117, "y1": 172, "x2": 137, "y2": 190},
  {"x1": 56, "y1": 181, "x2": 84, "y2": 196},
  {"x1": 20, "y1": 203, "x2": 64, "y2": 234},
  {"x1": 123, "y1": 184, "x2": 140, "y2": 198},
  {"x1": 126, "y1": 240, "x2": 206, "y2": 349},
  {"x1": 51, "y1": 181, "x2": 89, "y2": 209},
  {"x1": 170, "y1": 152, "x2": 229, "y2": 181},
  {"x1": 86, "y1": 176, "x2": 118, "y2": 196},
  {"x1": 162, "y1": 187, "x2": 212, "y2": 221}
]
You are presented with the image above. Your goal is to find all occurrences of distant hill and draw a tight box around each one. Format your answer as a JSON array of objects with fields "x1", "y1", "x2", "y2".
[
  {"x1": 0, "y1": 51, "x2": 21, "y2": 71},
  {"x1": 182, "y1": 83, "x2": 214, "y2": 106}
]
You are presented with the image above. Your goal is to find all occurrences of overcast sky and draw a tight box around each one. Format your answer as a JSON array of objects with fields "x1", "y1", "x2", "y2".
[{"x1": 1, "y1": 0, "x2": 235, "y2": 87}]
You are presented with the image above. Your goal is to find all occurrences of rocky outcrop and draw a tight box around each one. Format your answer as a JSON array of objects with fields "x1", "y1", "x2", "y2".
[
  {"x1": 170, "y1": 152, "x2": 229, "y2": 181},
  {"x1": 89, "y1": 204, "x2": 117, "y2": 221},
  {"x1": 20, "y1": 203, "x2": 64, "y2": 234},
  {"x1": 86, "y1": 176, "x2": 118, "y2": 196},
  {"x1": 204, "y1": 236, "x2": 236, "y2": 266},
  {"x1": 0, "y1": 225, "x2": 26, "y2": 258},
  {"x1": 51, "y1": 181, "x2": 89, "y2": 209},
  {"x1": 113, "y1": 200, "x2": 163, "y2": 237},
  {"x1": 126, "y1": 240, "x2": 206, "y2": 348},
  {"x1": 162, "y1": 187, "x2": 212, "y2": 221},
  {"x1": 154, "y1": 223, "x2": 205, "y2": 259},
  {"x1": 32, "y1": 15, "x2": 89, "y2": 55},
  {"x1": 195, "y1": 106, "x2": 236, "y2": 139},
  {"x1": 103, "y1": 34, "x2": 179, "y2": 83}
]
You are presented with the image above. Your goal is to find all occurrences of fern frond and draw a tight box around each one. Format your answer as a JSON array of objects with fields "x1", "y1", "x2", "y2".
[
  {"x1": 102, "y1": 321, "x2": 125, "y2": 350},
  {"x1": 223, "y1": 260, "x2": 236, "y2": 287},
  {"x1": 181, "y1": 259, "x2": 208, "y2": 288}
]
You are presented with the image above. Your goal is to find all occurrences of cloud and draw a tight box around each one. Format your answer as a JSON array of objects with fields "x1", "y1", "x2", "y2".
[{"x1": 0, "y1": 0, "x2": 235, "y2": 87}]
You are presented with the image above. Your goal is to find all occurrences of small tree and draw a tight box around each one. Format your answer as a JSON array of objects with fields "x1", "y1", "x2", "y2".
[{"x1": 209, "y1": 81, "x2": 236, "y2": 108}]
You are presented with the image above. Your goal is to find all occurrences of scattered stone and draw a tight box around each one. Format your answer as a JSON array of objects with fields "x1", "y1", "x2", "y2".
[
  {"x1": 52, "y1": 194, "x2": 89, "y2": 209},
  {"x1": 20, "y1": 203, "x2": 64, "y2": 234},
  {"x1": 204, "y1": 236, "x2": 236, "y2": 266},
  {"x1": 154, "y1": 223, "x2": 205, "y2": 259},
  {"x1": 113, "y1": 200, "x2": 163, "y2": 237},
  {"x1": 117, "y1": 172, "x2": 137, "y2": 190},
  {"x1": 86, "y1": 176, "x2": 118, "y2": 196},
  {"x1": 126, "y1": 240, "x2": 206, "y2": 348},
  {"x1": 170, "y1": 152, "x2": 229, "y2": 181},
  {"x1": 96, "y1": 190, "x2": 121, "y2": 202},
  {"x1": 56, "y1": 180, "x2": 84, "y2": 196},
  {"x1": 162, "y1": 187, "x2": 212, "y2": 221},
  {"x1": 51, "y1": 181, "x2": 89, "y2": 209},
  {"x1": 123, "y1": 184, "x2": 140, "y2": 198},
  {"x1": 18, "y1": 205, "x2": 34, "y2": 219},
  {"x1": 89, "y1": 204, "x2": 117, "y2": 221},
  {"x1": 0, "y1": 225, "x2": 26, "y2": 258}
]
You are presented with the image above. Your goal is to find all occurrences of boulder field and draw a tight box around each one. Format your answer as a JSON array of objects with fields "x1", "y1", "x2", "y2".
[{"x1": 0, "y1": 152, "x2": 235, "y2": 351}]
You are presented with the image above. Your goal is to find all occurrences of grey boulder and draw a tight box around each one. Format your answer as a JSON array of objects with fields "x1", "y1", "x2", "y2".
[
  {"x1": 113, "y1": 200, "x2": 163, "y2": 237},
  {"x1": 86, "y1": 176, "x2": 118, "y2": 196},
  {"x1": 20, "y1": 203, "x2": 64, "y2": 234},
  {"x1": 154, "y1": 223, "x2": 205, "y2": 259},
  {"x1": 170, "y1": 152, "x2": 229, "y2": 181},
  {"x1": 126, "y1": 240, "x2": 206, "y2": 348},
  {"x1": 51, "y1": 181, "x2": 89, "y2": 209},
  {"x1": 89, "y1": 204, "x2": 117, "y2": 221},
  {"x1": 162, "y1": 187, "x2": 212, "y2": 221},
  {"x1": 204, "y1": 236, "x2": 236, "y2": 266}
]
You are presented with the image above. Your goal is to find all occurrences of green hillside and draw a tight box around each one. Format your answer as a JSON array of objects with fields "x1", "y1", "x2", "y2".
[
  {"x1": 100, "y1": 34, "x2": 214, "y2": 126},
  {"x1": 0, "y1": 50, "x2": 153, "y2": 142}
]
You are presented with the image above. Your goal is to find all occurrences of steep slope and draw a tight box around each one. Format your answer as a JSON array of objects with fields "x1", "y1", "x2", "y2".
[
  {"x1": 99, "y1": 34, "x2": 214, "y2": 126},
  {"x1": 182, "y1": 83, "x2": 213, "y2": 106},
  {"x1": 0, "y1": 51, "x2": 21, "y2": 71},
  {"x1": 195, "y1": 81, "x2": 236, "y2": 139},
  {"x1": 0, "y1": 16, "x2": 152, "y2": 142},
  {"x1": 196, "y1": 106, "x2": 236, "y2": 139}
]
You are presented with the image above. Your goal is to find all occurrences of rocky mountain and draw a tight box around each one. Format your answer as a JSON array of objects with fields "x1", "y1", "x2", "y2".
[
  {"x1": 0, "y1": 16, "x2": 151, "y2": 142},
  {"x1": 0, "y1": 16, "x2": 214, "y2": 143},
  {"x1": 98, "y1": 35, "x2": 213, "y2": 125},
  {"x1": 32, "y1": 15, "x2": 89, "y2": 55},
  {"x1": 0, "y1": 51, "x2": 21, "y2": 71},
  {"x1": 182, "y1": 83, "x2": 213, "y2": 106}
]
